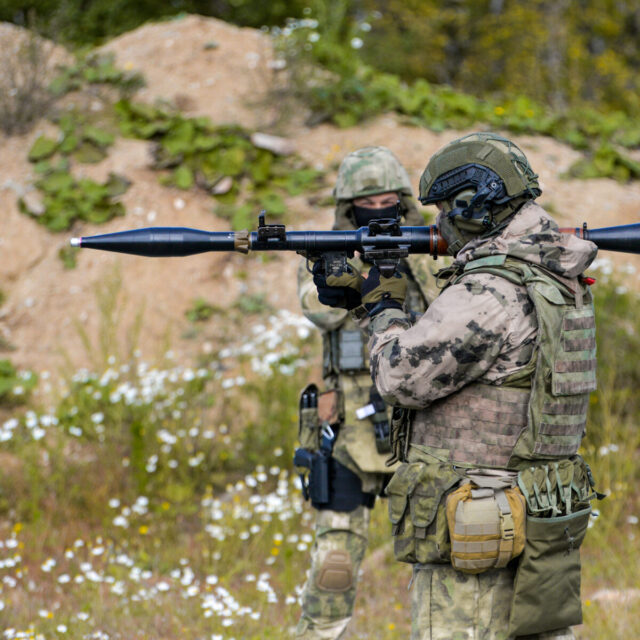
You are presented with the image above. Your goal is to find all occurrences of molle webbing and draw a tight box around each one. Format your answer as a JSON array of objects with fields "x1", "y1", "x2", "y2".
[
  {"x1": 410, "y1": 256, "x2": 595, "y2": 468},
  {"x1": 411, "y1": 385, "x2": 530, "y2": 468},
  {"x1": 530, "y1": 305, "x2": 595, "y2": 458}
]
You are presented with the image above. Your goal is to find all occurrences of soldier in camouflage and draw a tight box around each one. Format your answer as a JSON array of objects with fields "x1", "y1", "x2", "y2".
[
  {"x1": 294, "y1": 147, "x2": 440, "y2": 639},
  {"x1": 313, "y1": 134, "x2": 600, "y2": 639}
]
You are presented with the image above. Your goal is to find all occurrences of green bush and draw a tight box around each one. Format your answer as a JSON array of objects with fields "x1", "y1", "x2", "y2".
[
  {"x1": 19, "y1": 161, "x2": 129, "y2": 231},
  {"x1": 50, "y1": 51, "x2": 145, "y2": 97},
  {"x1": 115, "y1": 100, "x2": 324, "y2": 227}
]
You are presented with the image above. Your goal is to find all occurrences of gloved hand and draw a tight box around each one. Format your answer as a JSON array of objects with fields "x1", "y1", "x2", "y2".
[
  {"x1": 361, "y1": 264, "x2": 408, "y2": 315},
  {"x1": 312, "y1": 260, "x2": 364, "y2": 310}
]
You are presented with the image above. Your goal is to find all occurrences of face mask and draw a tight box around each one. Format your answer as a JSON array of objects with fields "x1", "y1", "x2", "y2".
[{"x1": 353, "y1": 203, "x2": 400, "y2": 227}]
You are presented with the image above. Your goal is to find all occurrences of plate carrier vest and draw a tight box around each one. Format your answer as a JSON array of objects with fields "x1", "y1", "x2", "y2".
[{"x1": 409, "y1": 255, "x2": 597, "y2": 470}]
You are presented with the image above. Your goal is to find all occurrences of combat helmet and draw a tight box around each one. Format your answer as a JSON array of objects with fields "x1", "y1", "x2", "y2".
[
  {"x1": 333, "y1": 146, "x2": 422, "y2": 229},
  {"x1": 419, "y1": 133, "x2": 541, "y2": 254}
]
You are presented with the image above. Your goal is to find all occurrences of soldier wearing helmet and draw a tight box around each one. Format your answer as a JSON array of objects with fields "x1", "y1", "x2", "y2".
[
  {"x1": 294, "y1": 146, "x2": 439, "y2": 639},
  {"x1": 313, "y1": 134, "x2": 601, "y2": 639}
]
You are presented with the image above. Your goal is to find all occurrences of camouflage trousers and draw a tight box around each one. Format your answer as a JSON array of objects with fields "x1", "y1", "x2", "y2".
[
  {"x1": 410, "y1": 564, "x2": 574, "y2": 640},
  {"x1": 293, "y1": 505, "x2": 370, "y2": 640}
]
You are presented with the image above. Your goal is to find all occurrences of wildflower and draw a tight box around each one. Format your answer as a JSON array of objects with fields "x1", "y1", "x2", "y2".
[
  {"x1": 32, "y1": 427, "x2": 46, "y2": 440},
  {"x1": 113, "y1": 516, "x2": 128, "y2": 528},
  {"x1": 139, "y1": 525, "x2": 149, "y2": 535},
  {"x1": 41, "y1": 558, "x2": 56, "y2": 572}
]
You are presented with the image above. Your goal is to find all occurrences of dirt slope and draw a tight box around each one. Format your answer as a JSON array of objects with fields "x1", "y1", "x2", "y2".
[{"x1": 1, "y1": 15, "x2": 639, "y2": 377}]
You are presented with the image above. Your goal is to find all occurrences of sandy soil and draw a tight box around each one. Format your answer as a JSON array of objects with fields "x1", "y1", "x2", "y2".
[{"x1": 1, "y1": 15, "x2": 639, "y2": 377}]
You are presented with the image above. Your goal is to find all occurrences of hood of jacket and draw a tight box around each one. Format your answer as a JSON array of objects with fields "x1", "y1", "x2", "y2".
[{"x1": 453, "y1": 201, "x2": 597, "y2": 279}]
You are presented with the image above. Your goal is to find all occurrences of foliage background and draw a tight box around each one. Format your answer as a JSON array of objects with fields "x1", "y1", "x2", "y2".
[{"x1": 4, "y1": 0, "x2": 640, "y2": 117}]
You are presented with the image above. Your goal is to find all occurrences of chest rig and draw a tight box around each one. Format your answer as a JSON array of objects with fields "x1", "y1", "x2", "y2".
[
  {"x1": 323, "y1": 259, "x2": 427, "y2": 378},
  {"x1": 408, "y1": 255, "x2": 597, "y2": 470}
]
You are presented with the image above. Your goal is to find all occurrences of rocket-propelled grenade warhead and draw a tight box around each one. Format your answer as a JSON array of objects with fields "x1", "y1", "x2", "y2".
[{"x1": 69, "y1": 227, "x2": 242, "y2": 257}]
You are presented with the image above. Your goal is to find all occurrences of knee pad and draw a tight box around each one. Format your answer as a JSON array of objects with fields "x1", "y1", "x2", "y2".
[{"x1": 316, "y1": 549, "x2": 353, "y2": 592}]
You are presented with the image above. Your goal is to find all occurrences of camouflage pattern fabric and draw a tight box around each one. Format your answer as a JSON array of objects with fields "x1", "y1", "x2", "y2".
[
  {"x1": 368, "y1": 202, "x2": 597, "y2": 638},
  {"x1": 410, "y1": 564, "x2": 574, "y2": 640},
  {"x1": 294, "y1": 507, "x2": 369, "y2": 639},
  {"x1": 333, "y1": 146, "x2": 413, "y2": 201},
  {"x1": 369, "y1": 203, "x2": 597, "y2": 410}
]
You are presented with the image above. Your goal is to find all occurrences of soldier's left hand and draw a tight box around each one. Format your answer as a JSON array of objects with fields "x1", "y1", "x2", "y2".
[
  {"x1": 361, "y1": 265, "x2": 408, "y2": 315},
  {"x1": 312, "y1": 260, "x2": 364, "y2": 310}
]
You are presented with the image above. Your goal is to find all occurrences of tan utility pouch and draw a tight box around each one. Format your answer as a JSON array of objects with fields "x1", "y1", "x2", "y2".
[
  {"x1": 446, "y1": 477, "x2": 526, "y2": 574},
  {"x1": 386, "y1": 461, "x2": 460, "y2": 564}
]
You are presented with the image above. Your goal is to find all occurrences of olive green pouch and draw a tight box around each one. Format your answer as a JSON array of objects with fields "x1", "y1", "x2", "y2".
[
  {"x1": 508, "y1": 506, "x2": 591, "y2": 637},
  {"x1": 386, "y1": 462, "x2": 460, "y2": 564},
  {"x1": 297, "y1": 386, "x2": 343, "y2": 451}
]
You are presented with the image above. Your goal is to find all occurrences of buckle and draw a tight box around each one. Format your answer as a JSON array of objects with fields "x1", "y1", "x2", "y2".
[{"x1": 500, "y1": 513, "x2": 515, "y2": 540}]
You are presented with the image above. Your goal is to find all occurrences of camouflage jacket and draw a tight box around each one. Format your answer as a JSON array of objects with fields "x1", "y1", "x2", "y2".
[
  {"x1": 368, "y1": 203, "x2": 598, "y2": 462},
  {"x1": 298, "y1": 255, "x2": 440, "y2": 489}
]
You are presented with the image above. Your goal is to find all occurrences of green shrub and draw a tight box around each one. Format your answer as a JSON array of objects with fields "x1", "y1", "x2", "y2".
[
  {"x1": 50, "y1": 51, "x2": 145, "y2": 97},
  {"x1": 19, "y1": 162, "x2": 129, "y2": 231},
  {"x1": 115, "y1": 99, "x2": 324, "y2": 227}
]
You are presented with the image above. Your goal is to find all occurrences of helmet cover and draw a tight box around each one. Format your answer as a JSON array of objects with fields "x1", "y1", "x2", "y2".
[{"x1": 334, "y1": 146, "x2": 413, "y2": 201}]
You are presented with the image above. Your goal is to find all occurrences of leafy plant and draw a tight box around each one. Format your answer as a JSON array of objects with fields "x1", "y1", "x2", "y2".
[
  {"x1": 566, "y1": 145, "x2": 640, "y2": 182},
  {"x1": 58, "y1": 244, "x2": 79, "y2": 269},
  {"x1": 233, "y1": 293, "x2": 273, "y2": 315},
  {"x1": 185, "y1": 298, "x2": 222, "y2": 322},
  {"x1": 29, "y1": 112, "x2": 116, "y2": 165},
  {"x1": 115, "y1": 99, "x2": 324, "y2": 226},
  {"x1": 50, "y1": 51, "x2": 145, "y2": 97},
  {"x1": 19, "y1": 161, "x2": 130, "y2": 231}
]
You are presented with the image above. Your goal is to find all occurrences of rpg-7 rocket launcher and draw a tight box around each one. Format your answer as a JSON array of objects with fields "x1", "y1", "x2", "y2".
[{"x1": 70, "y1": 214, "x2": 640, "y2": 277}]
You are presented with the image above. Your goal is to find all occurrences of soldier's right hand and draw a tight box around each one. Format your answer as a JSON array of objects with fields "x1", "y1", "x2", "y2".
[{"x1": 312, "y1": 260, "x2": 364, "y2": 310}]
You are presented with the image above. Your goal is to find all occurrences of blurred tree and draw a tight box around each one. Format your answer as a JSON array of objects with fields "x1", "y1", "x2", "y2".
[{"x1": 360, "y1": 0, "x2": 640, "y2": 114}]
